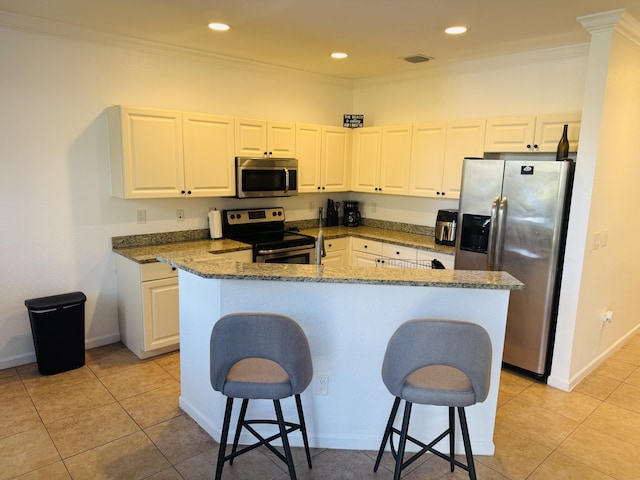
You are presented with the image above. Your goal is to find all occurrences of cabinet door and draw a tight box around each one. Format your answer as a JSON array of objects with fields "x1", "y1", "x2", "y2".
[
  {"x1": 350, "y1": 251, "x2": 379, "y2": 268},
  {"x1": 484, "y1": 116, "x2": 536, "y2": 153},
  {"x1": 296, "y1": 123, "x2": 323, "y2": 192},
  {"x1": 417, "y1": 250, "x2": 455, "y2": 269},
  {"x1": 409, "y1": 123, "x2": 447, "y2": 198},
  {"x1": 323, "y1": 237, "x2": 348, "y2": 267},
  {"x1": 534, "y1": 114, "x2": 581, "y2": 153},
  {"x1": 142, "y1": 277, "x2": 180, "y2": 351},
  {"x1": 379, "y1": 125, "x2": 412, "y2": 195},
  {"x1": 267, "y1": 121, "x2": 296, "y2": 157},
  {"x1": 183, "y1": 113, "x2": 235, "y2": 197},
  {"x1": 235, "y1": 118, "x2": 267, "y2": 156},
  {"x1": 321, "y1": 126, "x2": 351, "y2": 192},
  {"x1": 351, "y1": 127, "x2": 381, "y2": 193},
  {"x1": 442, "y1": 119, "x2": 486, "y2": 199},
  {"x1": 109, "y1": 106, "x2": 184, "y2": 199},
  {"x1": 382, "y1": 243, "x2": 417, "y2": 261}
]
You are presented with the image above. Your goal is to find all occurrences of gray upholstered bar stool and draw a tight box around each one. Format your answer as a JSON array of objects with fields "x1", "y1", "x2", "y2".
[
  {"x1": 373, "y1": 319, "x2": 492, "y2": 480},
  {"x1": 210, "y1": 313, "x2": 313, "y2": 480}
]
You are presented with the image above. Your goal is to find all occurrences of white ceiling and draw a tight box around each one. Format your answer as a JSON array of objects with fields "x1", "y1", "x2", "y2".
[{"x1": 0, "y1": 0, "x2": 638, "y2": 79}]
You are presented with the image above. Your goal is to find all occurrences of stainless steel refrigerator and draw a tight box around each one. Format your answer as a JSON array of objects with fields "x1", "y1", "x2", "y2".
[{"x1": 454, "y1": 158, "x2": 574, "y2": 378}]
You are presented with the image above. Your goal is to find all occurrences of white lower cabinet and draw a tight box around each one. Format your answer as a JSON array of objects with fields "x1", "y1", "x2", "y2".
[
  {"x1": 349, "y1": 237, "x2": 383, "y2": 267},
  {"x1": 347, "y1": 237, "x2": 455, "y2": 269},
  {"x1": 322, "y1": 237, "x2": 348, "y2": 266},
  {"x1": 116, "y1": 257, "x2": 180, "y2": 359},
  {"x1": 116, "y1": 249, "x2": 252, "y2": 359},
  {"x1": 417, "y1": 249, "x2": 455, "y2": 269}
]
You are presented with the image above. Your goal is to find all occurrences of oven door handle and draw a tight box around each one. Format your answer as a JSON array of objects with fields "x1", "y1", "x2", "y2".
[{"x1": 257, "y1": 245, "x2": 313, "y2": 255}]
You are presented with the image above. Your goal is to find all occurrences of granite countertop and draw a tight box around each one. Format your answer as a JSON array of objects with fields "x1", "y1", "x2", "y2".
[
  {"x1": 112, "y1": 238, "x2": 252, "y2": 263},
  {"x1": 157, "y1": 251, "x2": 523, "y2": 290},
  {"x1": 112, "y1": 226, "x2": 455, "y2": 264}
]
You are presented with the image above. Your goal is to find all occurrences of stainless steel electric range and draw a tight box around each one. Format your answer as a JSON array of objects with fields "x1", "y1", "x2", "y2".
[{"x1": 222, "y1": 207, "x2": 316, "y2": 264}]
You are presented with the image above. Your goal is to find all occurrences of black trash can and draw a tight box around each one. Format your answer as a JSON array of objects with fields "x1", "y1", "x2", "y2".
[{"x1": 25, "y1": 291, "x2": 86, "y2": 376}]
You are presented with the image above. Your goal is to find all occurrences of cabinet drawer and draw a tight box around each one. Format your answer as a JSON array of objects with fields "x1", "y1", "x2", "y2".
[
  {"x1": 382, "y1": 243, "x2": 417, "y2": 260},
  {"x1": 141, "y1": 262, "x2": 178, "y2": 281},
  {"x1": 350, "y1": 237, "x2": 383, "y2": 255},
  {"x1": 325, "y1": 237, "x2": 347, "y2": 253},
  {"x1": 417, "y1": 250, "x2": 455, "y2": 269}
]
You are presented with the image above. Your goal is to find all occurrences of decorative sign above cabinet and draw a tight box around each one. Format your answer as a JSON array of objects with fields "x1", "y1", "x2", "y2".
[{"x1": 343, "y1": 114, "x2": 364, "y2": 128}]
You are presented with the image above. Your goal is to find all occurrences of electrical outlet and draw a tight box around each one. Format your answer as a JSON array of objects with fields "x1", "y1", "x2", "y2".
[
  {"x1": 372, "y1": 202, "x2": 377, "y2": 213},
  {"x1": 601, "y1": 310, "x2": 613, "y2": 329},
  {"x1": 601, "y1": 229, "x2": 609, "y2": 247},
  {"x1": 316, "y1": 375, "x2": 329, "y2": 395},
  {"x1": 176, "y1": 209, "x2": 184, "y2": 221},
  {"x1": 136, "y1": 210, "x2": 146, "y2": 224},
  {"x1": 591, "y1": 231, "x2": 601, "y2": 250}
]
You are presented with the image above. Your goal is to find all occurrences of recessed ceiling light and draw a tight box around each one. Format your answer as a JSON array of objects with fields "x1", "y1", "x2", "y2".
[
  {"x1": 208, "y1": 22, "x2": 230, "y2": 31},
  {"x1": 331, "y1": 52, "x2": 348, "y2": 59},
  {"x1": 445, "y1": 26, "x2": 467, "y2": 35}
]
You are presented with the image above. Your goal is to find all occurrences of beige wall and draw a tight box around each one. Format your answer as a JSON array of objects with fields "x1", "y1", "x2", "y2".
[
  {"x1": 0, "y1": 25, "x2": 353, "y2": 368},
  {"x1": 552, "y1": 13, "x2": 640, "y2": 388}
]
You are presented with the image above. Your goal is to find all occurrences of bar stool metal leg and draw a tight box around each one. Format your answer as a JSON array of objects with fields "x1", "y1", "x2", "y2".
[
  {"x1": 215, "y1": 397, "x2": 234, "y2": 480},
  {"x1": 295, "y1": 394, "x2": 313, "y2": 469},
  {"x1": 458, "y1": 407, "x2": 477, "y2": 480},
  {"x1": 230, "y1": 398, "x2": 249, "y2": 465},
  {"x1": 449, "y1": 406, "x2": 455, "y2": 472},
  {"x1": 374, "y1": 397, "x2": 401, "y2": 472},
  {"x1": 274, "y1": 399, "x2": 297, "y2": 480}
]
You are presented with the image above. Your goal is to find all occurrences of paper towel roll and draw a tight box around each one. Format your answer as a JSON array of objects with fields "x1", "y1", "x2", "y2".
[{"x1": 209, "y1": 209, "x2": 222, "y2": 239}]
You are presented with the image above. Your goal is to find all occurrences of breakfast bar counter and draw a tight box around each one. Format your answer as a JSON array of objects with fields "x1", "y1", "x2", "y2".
[{"x1": 158, "y1": 252, "x2": 522, "y2": 455}]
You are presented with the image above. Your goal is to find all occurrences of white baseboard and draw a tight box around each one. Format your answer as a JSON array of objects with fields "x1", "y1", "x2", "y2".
[{"x1": 0, "y1": 332, "x2": 121, "y2": 370}]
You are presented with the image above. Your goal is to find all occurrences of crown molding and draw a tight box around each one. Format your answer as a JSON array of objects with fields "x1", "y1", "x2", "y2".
[
  {"x1": 0, "y1": 11, "x2": 354, "y2": 88},
  {"x1": 578, "y1": 8, "x2": 640, "y2": 47},
  {"x1": 355, "y1": 43, "x2": 590, "y2": 88}
]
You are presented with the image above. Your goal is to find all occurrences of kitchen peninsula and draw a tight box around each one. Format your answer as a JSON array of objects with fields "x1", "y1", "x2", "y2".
[{"x1": 158, "y1": 251, "x2": 522, "y2": 455}]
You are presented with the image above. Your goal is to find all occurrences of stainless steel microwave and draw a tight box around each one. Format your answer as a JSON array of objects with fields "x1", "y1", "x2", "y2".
[{"x1": 235, "y1": 157, "x2": 298, "y2": 198}]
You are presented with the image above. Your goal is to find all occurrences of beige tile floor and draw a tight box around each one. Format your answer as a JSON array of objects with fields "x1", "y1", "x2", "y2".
[{"x1": 2, "y1": 332, "x2": 640, "y2": 479}]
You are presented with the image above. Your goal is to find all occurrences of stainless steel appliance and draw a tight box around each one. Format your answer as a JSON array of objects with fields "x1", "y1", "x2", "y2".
[
  {"x1": 235, "y1": 157, "x2": 298, "y2": 198},
  {"x1": 222, "y1": 207, "x2": 315, "y2": 264},
  {"x1": 454, "y1": 158, "x2": 574, "y2": 379},
  {"x1": 343, "y1": 201, "x2": 361, "y2": 227},
  {"x1": 435, "y1": 209, "x2": 458, "y2": 246}
]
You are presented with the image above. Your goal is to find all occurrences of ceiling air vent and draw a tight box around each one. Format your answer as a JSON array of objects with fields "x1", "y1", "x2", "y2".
[{"x1": 402, "y1": 54, "x2": 434, "y2": 64}]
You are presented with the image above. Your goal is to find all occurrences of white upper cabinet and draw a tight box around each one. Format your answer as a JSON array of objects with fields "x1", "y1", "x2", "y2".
[
  {"x1": 296, "y1": 123, "x2": 323, "y2": 193},
  {"x1": 320, "y1": 126, "x2": 351, "y2": 192},
  {"x1": 183, "y1": 112, "x2": 235, "y2": 197},
  {"x1": 109, "y1": 106, "x2": 235, "y2": 198},
  {"x1": 533, "y1": 114, "x2": 581, "y2": 152},
  {"x1": 351, "y1": 127, "x2": 382, "y2": 193},
  {"x1": 442, "y1": 119, "x2": 486, "y2": 199},
  {"x1": 351, "y1": 125, "x2": 412, "y2": 195},
  {"x1": 408, "y1": 122, "x2": 447, "y2": 198},
  {"x1": 234, "y1": 118, "x2": 296, "y2": 157},
  {"x1": 109, "y1": 106, "x2": 185, "y2": 199},
  {"x1": 379, "y1": 125, "x2": 412, "y2": 195},
  {"x1": 485, "y1": 113, "x2": 581, "y2": 153}
]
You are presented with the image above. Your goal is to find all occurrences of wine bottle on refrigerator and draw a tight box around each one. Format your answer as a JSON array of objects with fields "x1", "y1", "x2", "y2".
[{"x1": 556, "y1": 124, "x2": 569, "y2": 160}]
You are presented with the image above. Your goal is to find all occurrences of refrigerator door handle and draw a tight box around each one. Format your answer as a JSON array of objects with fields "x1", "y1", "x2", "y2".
[
  {"x1": 494, "y1": 197, "x2": 508, "y2": 270},
  {"x1": 487, "y1": 196, "x2": 500, "y2": 270}
]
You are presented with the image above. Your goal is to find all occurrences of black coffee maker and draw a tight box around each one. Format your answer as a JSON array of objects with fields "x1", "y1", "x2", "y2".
[{"x1": 343, "y1": 201, "x2": 361, "y2": 227}]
